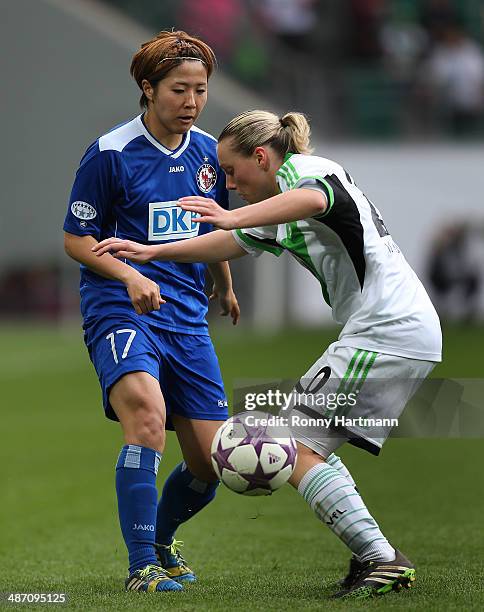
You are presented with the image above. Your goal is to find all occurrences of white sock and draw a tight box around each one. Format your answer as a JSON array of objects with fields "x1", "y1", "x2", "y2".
[
  {"x1": 299, "y1": 463, "x2": 395, "y2": 563},
  {"x1": 326, "y1": 453, "x2": 357, "y2": 488}
]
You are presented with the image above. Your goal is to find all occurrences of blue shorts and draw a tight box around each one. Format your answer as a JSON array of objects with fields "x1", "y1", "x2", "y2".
[{"x1": 84, "y1": 316, "x2": 228, "y2": 427}]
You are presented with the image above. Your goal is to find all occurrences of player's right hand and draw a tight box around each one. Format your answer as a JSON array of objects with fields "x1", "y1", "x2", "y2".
[
  {"x1": 125, "y1": 270, "x2": 165, "y2": 315},
  {"x1": 92, "y1": 238, "x2": 155, "y2": 264}
]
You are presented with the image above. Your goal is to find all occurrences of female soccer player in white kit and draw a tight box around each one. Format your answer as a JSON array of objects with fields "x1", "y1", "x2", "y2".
[{"x1": 93, "y1": 110, "x2": 442, "y2": 599}]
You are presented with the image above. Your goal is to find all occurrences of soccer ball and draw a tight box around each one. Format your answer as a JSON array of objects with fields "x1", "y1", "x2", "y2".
[{"x1": 211, "y1": 411, "x2": 297, "y2": 496}]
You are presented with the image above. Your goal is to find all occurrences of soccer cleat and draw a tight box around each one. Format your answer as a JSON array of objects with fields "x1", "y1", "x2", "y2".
[
  {"x1": 155, "y1": 539, "x2": 197, "y2": 583},
  {"x1": 125, "y1": 564, "x2": 183, "y2": 592},
  {"x1": 338, "y1": 555, "x2": 366, "y2": 589},
  {"x1": 332, "y1": 549, "x2": 415, "y2": 599}
]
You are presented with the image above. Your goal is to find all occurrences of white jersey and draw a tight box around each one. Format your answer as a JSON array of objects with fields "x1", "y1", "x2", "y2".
[{"x1": 233, "y1": 153, "x2": 442, "y2": 362}]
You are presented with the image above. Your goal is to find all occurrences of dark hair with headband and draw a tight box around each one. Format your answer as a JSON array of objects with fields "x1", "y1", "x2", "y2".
[{"x1": 130, "y1": 30, "x2": 216, "y2": 108}]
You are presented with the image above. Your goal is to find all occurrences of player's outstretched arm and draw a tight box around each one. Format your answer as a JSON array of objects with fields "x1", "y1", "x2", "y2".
[
  {"x1": 179, "y1": 189, "x2": 327, "y2": 230},
  {"x1": 92, "y1": 230, "x2": 246, "y2": 264}
]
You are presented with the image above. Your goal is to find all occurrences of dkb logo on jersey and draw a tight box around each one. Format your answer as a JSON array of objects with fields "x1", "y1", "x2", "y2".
[
  {"x1": 148, "y1": 201, "x2": 200, "y2": 241},
  {"x1": 196, "y1": 163, "x2": 217, "y2": 193}
]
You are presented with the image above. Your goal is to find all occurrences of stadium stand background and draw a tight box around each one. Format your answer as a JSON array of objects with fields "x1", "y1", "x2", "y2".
[{"x1": 1, "y1": 0, "x2": 484, "y2": 326}]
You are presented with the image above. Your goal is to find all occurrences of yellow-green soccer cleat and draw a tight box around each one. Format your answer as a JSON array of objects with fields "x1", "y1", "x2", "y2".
[
  {"x1": 125, "y1": 564, "x2": 183, "y2": 592},
  {"x1": 332, "y1": 549, "x2": 416, "y2": 599},
  {"x1": 155, "y1": 539, "x2": 197, "y2": 583}
]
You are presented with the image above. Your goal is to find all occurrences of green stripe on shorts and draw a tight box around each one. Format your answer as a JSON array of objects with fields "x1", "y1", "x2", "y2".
[{"x1": 337, "y1": 349, "x2": 362, "y2": 393}]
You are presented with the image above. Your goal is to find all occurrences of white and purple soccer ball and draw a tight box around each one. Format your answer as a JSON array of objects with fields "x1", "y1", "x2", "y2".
[{"x1": 211, "y1": 411, "x2": 298, "y2": 496}]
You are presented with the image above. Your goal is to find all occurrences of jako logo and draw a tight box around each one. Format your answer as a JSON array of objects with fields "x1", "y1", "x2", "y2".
[
  {"x1": 133, "y1": 523, "x2": 155, "y2": 531},
  {"x1": 169, "y1": 165, "x2": 185, "y2": 173}
]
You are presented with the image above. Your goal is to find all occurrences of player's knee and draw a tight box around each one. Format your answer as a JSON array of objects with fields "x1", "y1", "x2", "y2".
[
  {"x1": 119, "y1": 398, "x2": 166, "y2": 452},
  {"x1": 135, "y1": 415, "x2": 165, "y2": 451},
  {"x1": 297, "y1": 441, "x2": 325, "y2": 460}
]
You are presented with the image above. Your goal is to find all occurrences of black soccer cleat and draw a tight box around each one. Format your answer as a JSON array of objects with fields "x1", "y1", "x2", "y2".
[
  {"x1": 332, "y1": 549, "x2": 416, "y2": 599},
  {"x1": 337, "y1": 554, "x2": 366, "y2": 589}
]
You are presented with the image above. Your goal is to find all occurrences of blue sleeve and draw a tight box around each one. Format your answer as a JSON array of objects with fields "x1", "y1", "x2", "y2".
[{"x1": 63, "y1": 146, "x2": 123, "y2": 240}]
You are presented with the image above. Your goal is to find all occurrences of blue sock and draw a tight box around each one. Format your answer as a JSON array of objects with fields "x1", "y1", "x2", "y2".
[
  {"x1": 156, "y1": 462, "x2": 219, "y2": 545},
  {"x1": 115, "y1": 444, "x2": 161, "y2": 573}
]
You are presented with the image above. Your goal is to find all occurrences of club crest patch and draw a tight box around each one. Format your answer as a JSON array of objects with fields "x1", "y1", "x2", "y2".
[{"x1": 196, "y1": 163, "x2": 217, "y2": 193}]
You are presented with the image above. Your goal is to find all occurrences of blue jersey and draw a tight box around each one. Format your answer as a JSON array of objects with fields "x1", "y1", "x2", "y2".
[{"x1": 64, "y1": 114, "x2": 228, "y2": 334}]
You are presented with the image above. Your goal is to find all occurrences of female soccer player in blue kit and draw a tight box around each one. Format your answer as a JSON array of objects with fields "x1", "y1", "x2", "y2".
[{"x1": 63, "y1": 31, "x2": 239, "y2": 593}]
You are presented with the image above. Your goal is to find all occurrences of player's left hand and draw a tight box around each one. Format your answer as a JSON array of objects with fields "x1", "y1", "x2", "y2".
[
  {"x1": 179, "y1": 197, "x2": 235, "y2": 230},
  {"x1": 210, "y1": 285, "x2": 240, "y2": 325}
]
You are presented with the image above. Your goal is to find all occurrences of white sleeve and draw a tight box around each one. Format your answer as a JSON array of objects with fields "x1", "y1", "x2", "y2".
[
  {"x1": 297, "y1": 177, "x2": 327, "y2": 194},
  {"x1": 231, "y1": 226, "x2": 284, "y2": 258},
  {"x1": 295, "y1": 177, "x2": 333, "y2": 218}
]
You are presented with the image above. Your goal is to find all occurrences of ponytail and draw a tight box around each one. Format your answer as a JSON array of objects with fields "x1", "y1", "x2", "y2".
[
  {"x1": 219, "y1": 110, "x2": 313, "y2": 156},
  {"x1": 279, "y1": 112, "x2": 313, "y2": 155}
]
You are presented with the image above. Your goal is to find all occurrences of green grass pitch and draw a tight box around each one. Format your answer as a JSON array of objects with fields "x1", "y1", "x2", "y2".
[{"x1": 0, "y1": 323, "x2": 483, "y2": 611}]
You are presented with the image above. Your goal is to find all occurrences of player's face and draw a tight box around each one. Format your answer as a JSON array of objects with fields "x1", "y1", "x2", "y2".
[
  {"x1": 144, "y1": 61, "x2": 208, "y2": 143},
  {"x1": 217, "y1": 139, "x2": 281, "y2": 204}
]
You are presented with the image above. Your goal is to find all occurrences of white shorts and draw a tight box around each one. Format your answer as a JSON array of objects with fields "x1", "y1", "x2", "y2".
[{"x1": 283, "y1": 341, "x2": 436, "y2": 457}]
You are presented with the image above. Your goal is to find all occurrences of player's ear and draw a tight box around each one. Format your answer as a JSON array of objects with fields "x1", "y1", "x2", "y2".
[
  {"x1": 141, "y1": 79, "x2": 154, "y2": 102},
  {"x1": 254, "y1": 147, "x2": 269, "y2": 169}
]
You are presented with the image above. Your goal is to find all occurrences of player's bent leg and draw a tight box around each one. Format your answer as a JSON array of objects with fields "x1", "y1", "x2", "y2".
[
  {"x1": 110, "y1": 373, "x2": 181, "y2": 592},
  {"x1": 289, "y1": 444, "x2": 366, "y2": 590},
  {"x1": 290, "y1": 441, "x2": 411, "y2": 598},
  {"x1": 286, "y1": 344, "x2": 423, "y2": 598},
  {"x1": 324, "y1": 453, "x2": 364, "y2": 587},
  {"x1": 154, "y1": 417, "x2": 223, "y2": 583}
]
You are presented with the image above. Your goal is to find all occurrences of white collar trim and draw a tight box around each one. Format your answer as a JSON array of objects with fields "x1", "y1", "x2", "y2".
[{"x1": 137, "y1": 114, "x2": 191, "y2": 158}]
